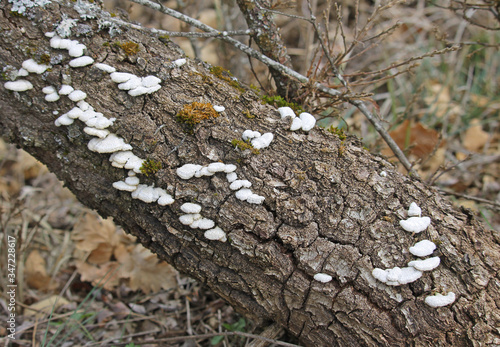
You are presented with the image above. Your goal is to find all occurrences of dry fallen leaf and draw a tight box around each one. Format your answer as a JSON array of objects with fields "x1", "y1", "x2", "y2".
[
  {"x1": 72, "y1": 213, "x2": 119, "y2": 264},
  {"x1": 117, "y1": 244, "x2": 178, "y2": 294},
  {"x1": 24, "y1": 295, "x2": 69, "y2": 319},
  {"x1": 463, "y1": 119, "x2": 489, "y2": 152},
  {"x1": 75, "y1": 260, "x2": 121, "y2": 291},
  {"x1": 72, "y1": 212, "x2": 178, "y2": 293},
  {"x1": 425, "y1": 81, "x2": 461, "y2": 120},
  {"x1": 386, "y1": 119, "x2": 443, "y2": 159},
  {"x1": 25, "y1": 250, "x2": 53, "y2": 290}
]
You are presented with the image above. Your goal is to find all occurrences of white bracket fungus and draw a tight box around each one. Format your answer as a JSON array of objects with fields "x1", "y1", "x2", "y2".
[
  {"x1": 141, "y1": 76, "x2": 161, "y2": 88},
  {"x1": 380, "y1": 171, "x2": 387, "y2": 177},
  {"x1": 313, "y1": 273, "x2": 333, "y2": 283},
  {"x1": 157, "y1": 194, "x2": 175, "y2": 206},
  {"x1": 409, "y1": 240, "x2": 436, "y2": 257},
  {"x1": 83, "y1": 127, "x2": 109, "y2": 138},
  {"x1": 181, "y1": 203, "x2": 202, "y2": 214},
  {"x1": 397, "y1": 267, "x2": 423, "y2": 285},
  {"x1": 110, "y1": 72, "x2": 136, "y2": 83},
  {"x1": 131, "y1": 184, "x2": 159, "y2": 203},
  {"x1": 4, "y1": 80, "x2": 33, "y2": 92},
  {"x1": 242, "y1": 130, "x2": 261, "y2": 141},
  {"x1": 17, "y1": 68, "x2": 29, "y2": 77},
  {"x1": 109, "y1": 151, "x2": 134, "y2": 167},
  {"x1": 190, "y1": 218, "x2": 215, "y2": 230},
  {"x1": 372, "y1": 266, "x2": 422, "y2": 286},
  {"x1": 125, "y1": 176, "x2": 139, "y2": 186},
  {"x1": 87, "y1": 134, "x2": 133, "y2": 153},
  {"x1": 224, "y1": 164, "x2": 237, "y2": 173},
  {"x1": 42, "y1": 86, "x2": 56, "y2": 94},
  {"x1": 177, "y1": 164, "x2": 203, "y2": 180},
  {"x1": 235, "y1": 188, "x2": 252, "y2": 201},
  {"x1": 246, "y1": 194, "x2": 265, "y2": 204},
  {"x1": 58, "y1": 85, "x2": 74, "y2": 95},
  {"x1": 290, "y1": 117, "x2": 303, "y2": 131},
  {"x1": 85, "y1": 116, "x2": 115, "y2": 129},
  {"x1": 408, "y1": 202, "x2": 422, "y2": 217},
  {"x1": 400, "y1": 216, "x2": 431, "y2": 233},
  {"x1": 45, "y1": 92, "x2": 60, "y2": 102},
  {"x1": 42, "y1": 86, "x2": 59, "y2": 102},
  {"x1": 94, "y1": 63, "x2": 116, "y2": 73},
  {"x1": 213, "y1": 105, "x2": 225, "y2": 112},
  {"x1": 173, "y1": 58, "x2": 187, "y2": 67},
  {"x1": 196, "y1": 167, "x2": 214, "y2": 177},
  {"x1": 278, "y1": 106, "x2": 295, "y2": 119},
  {"x1": 204, "y1": 227, "x2": 227, "y2": 242},
  {"x1": 229, "y1": 180, "x2": 252, "y2": 190},
  {"x1": 66, "y1": 107, "x2": 83, "y2": 119},
  {"x1": 207, "y1": 162, "x2": 227, "y2": 173},
  {"x1": 112, "y1": 180, "x2": 137, "y2": 192},
  {"x1": 299, "y1": 112, "x2": 316, "y2": 131},
  {"x1": 118, "y1": 76, "x2": 141, "y2": 90},
  {"x1": 69, "y1": 56, "x2": 94, "y2": 68},
  {"x1": 54, "y1": 113, "x2": 74, "y2": 127},
  {"x1": 22, "y1": 59, "x2": 48, "y2": 74},
  {"x1": 68, "y1": 89, "x2": 87, "y2": 102},
  {"x1": 77, "y1": 100, "x2": 91, "y2": 111},
  {"x1": 179, "y1": 213, "x2": 201, "y2": 226},
  {"x1": 226, "y1": 172, "x2": 237, "y2": 183},
  {"x1": 425, "y1": 292, "x2": 456, "y2": 308},
  {"x1": 123, "y1": 155, "x2": 145, "y2": 173},
  {"x1": 287, "y1": 112, "x2": 317, "y2": 132},
  {"x1": 408, "y1": 256, "x2": 440, "y2": 272},
  {"x1": 251, "y1": 132, "x2": 274, "y2": 149},
  {"x1": 68, "y1": 43, "x2": 87, "y2": 57}
]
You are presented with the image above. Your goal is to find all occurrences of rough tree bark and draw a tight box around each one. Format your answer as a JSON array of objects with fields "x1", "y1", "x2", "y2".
[{"x1": 1, "y1": 2, "x2": 499, "y2": 346}]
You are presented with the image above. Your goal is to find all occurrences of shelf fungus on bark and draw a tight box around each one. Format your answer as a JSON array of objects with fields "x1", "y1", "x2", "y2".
[
  {"x1": 242, "y1": 130, "x2": 261, "y2": 141},
  {"x1": 372, "y1": 266, "x2": 423, "y2": 286},
  {"x1": 313, "y1": 273, "x2": 333, "y2": 283},
  {"x1": 69, "y1": 56, "x2": 95, "y2": 68},
  {"x1": 4, "y1": 80, "x2": 34, "y2": 92},
  {"x1": 68, "y1": 89, "x2": 87, "y2": 102},
  {"x1": 94, "y1": 63, "x2": 116, "y2": 73},
  {"x1": 251, "y1": 132, "x2": 274, "y2": 149},
  {"x1": 425, "y1": 292, "x2": 456, "y2": 308},
  {"x1": 22, "y1": 58, "x2": 49, "y2": 74},
  {"x1": 400, "y1": 216, "x2": 431, "y2": 233},
  {"x1": 204, "y1": 227, "x2": 227, "y2": 242},
  {"x1": 409, "y1": 240, "x2": 436, "y2": 257},
  {"x1": 88, "y1": 134, "x2": 133, "y2": 153},
  {"x1": 408, "y1": 256, "x2": 441, "y2": 272},
  {"x1": 173, "y1": 58, "x2": 187, "y2": 67},
  {"x1": 408, "y1": 202, "x2": 422, "y2": 217},
  {"x1": 181, "y1": 203, "x2": 202, "y2": 214}
]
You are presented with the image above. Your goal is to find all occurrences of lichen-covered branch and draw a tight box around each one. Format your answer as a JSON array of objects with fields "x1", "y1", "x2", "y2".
[{"x1": 1, "y1": 1, "x2": 499, "y2": 346}]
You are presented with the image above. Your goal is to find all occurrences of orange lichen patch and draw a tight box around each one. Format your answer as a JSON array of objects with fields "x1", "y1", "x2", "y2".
[{"x1": 176, "y1": 102, "x2": 220, "y2": 129}]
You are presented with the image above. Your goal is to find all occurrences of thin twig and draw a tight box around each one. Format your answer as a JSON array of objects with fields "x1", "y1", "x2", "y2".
[
  {"x1": 108, "y1": 17, "x2": 252, "y2": 37},
  {"x1": 436, "y1": 188, "x2": 500, "y2": 210}
]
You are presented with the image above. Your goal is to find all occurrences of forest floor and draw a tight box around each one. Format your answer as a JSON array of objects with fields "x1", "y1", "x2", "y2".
[{"x1": 1, "y1": 0, "x2": 499, "y2": 346}]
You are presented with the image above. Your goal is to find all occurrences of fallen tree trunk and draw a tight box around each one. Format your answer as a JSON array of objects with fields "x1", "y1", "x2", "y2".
[{"x1": 1, "y1": 1, "x2": 499, "y2": 346}]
